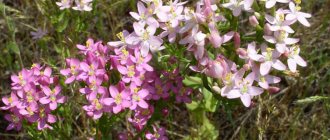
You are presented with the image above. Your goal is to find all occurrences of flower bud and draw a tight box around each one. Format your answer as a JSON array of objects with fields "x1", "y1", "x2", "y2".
[
  {"x1": 243, "y1": 64, "x2": 251, "y2": 71},
  {"x1": 254, "y1": 12, "x2": 261, "y2": 19},
  {"x1": 162, "y1": 108, "x2": 169, "y2": 117},
  {"x1": 268, "y1": 86, "x2": 280, "y2": 94},
  {"x1": 249, "y1": 15, "x2": 259, "y2": 27},
  {"x1": 264, "y1": 23, "x2": 272, "y2": 36},
  {"x1": 236, "y1": 48, "x2": 247, "y2": 57},
  {"x1": 212, "y1": 86, "x2": 221, "y2": 94},
  {"x1": 234, "y1": 32, "x2": 240, "y2": 48}
]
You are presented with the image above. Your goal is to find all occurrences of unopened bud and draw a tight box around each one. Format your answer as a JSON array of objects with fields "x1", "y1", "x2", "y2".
[
  {"x1": 254, "y1": 12, "x2": 261, "y2": 19},
  {"x1": 268, "y1": 86, "x2": 280, "y2": 94},
  {"x1": 162, "y1": 108, "x2": 169, "y2": 117},
  {"x1": 264, "y1": 23, "x2": 272, "y2": 36},
  {"x1": 249, "y1": 15, "x2": 259, "y2": 27},
  {"x1": 243, "y1": 64, "x2": 251, "y2": 71},
  {"x1": 212, "y1": 86, "x2": 221, "y2": 94},
  {"x1": 234, "y1": 32, "x2": 241, "y2": 48},
  {"x1": 236, "y1": 48, "x2": 247, "y2": 57}
]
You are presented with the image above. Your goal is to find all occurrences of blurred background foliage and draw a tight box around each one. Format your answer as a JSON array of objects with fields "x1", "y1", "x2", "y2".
[{"x1": 0, "y1": 0, "x2": 329, "y2": 139}]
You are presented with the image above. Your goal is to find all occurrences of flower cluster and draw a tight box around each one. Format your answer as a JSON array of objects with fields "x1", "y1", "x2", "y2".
[
  {"x1": 1, "y1": 64, "x2": 66, "y2": 130},
  {"x1": 2, "y1": 0, "x2": 312, "y2": 139},
  {"x1": 105, "y1": 0, "x2": 309, "y2": 108},
  {"x1": 61, "y1": 38, "x2": 191, "y2": 138},
  {"x1": 56, "y1": 0, "x2": 93, "y2": 11}
]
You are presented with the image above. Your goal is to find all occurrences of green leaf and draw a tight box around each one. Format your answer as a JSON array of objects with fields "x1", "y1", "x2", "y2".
[
  {"x1": 202, "y1": 87, "x2": 218, "y2": 112},
  {"x1": 56, "y1": 18, "x2": 69, "y2": 33},
  {"x1": 7, "y1": 41, "x2": 20, "y2": 54},
  {"x1": 186, "y1": 100, "x2": 200, "y2": 111},
  {"x1": 183, "y1": 76, "x2": 202, "y2": 88}
]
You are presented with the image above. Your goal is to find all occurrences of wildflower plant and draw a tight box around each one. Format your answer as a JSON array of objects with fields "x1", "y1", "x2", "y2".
[{"x1": 2, "y1": 0, "x2": 312, "y2": 139}]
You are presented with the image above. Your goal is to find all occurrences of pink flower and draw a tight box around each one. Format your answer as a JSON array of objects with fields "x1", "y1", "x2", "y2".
[
  {"x1": 36, "y1": 107, "x2": 57, "y2": 130},
  {"x1": 226, "y1": 72, "x2": 264, "y2": 107},
  {"x1": 221, "y1": 69, "x2": 245, "y2": 97},
  {"x1": 149, "y1": 78, "x2": 170, "y2": 100},
  {"x1": 249, "y1": 44, "x2": 286, "y2": 75},
  {"x1": 107, "y1": 30, "x2": 139, "y2": 48},
  {"x1": 1, "y1": 92, "x2": 19, "y2": 110},
  {"x1": 205, "y1": 56, "x2": 230, "y2": 79},
  {"x1": 156, "y1": 1, "x2": 185, "y2": 27},
  {"x1": 79, "y1": 76, "x2": 106, "y2": 101},
  {"x1": 56, "y1": 0, "x2": 72, "y2": 10},
  {"x1": 4, "y1": 113, "x2": 23, "y2": 131},
  {"x1": 132, "y1": 22, "x2": 163, "y2": 57},
  {"x1": 263, "y1": 30, "x2": 299, "y2": 53},
  {"x1": 106, "y1": 85, "x2": 131, "y2": 114},
  {"x1": 265, "y1": 10, "x2": 295, "y2": 33},
  {"x1": 130, "y1": 48, "x2": 154, "y2": 72},
  {"x1": 72, "y1": 0, "x2": 93, "y2": 11},
  {"x1": 251, "y1": 66, "x2": 281, "y2": 89},
  {"x1": 130, "y1": 1, "x2": 159, "y2": 27},
  {"x1": 129, "y1": 83, "x2": 149, "y2": 110},
  {"x1": 207, "y1": 23, "x2": 234, "y2": 48},
  {"x1": 222, "y1": 0, "x2": 253, "y2": 17},
  {"x1": 286, "y1": 45, "x2": 307, "y2": 72},
  {"x1": 286, "y1": 2, "x2": 311, "y2": 27},
  {"x1": 11, "y1": 69, "x2": 34, "y2": 91},
  {"x1": 175, "y1": 85, "x2": 192, "y2": 103},
  {"x1": 159, "y1": 23, "x2": 180, "y2": 43},
  {"x1": 77, "y1": 38, "x2": 98, "y2": 55},
  {"x1": 60, "y1": 58, "x2": 81, "y2": 84},
  {"x1": 79, "y1": 59, "x2": 106, "y2": 81},
  {"x1": 35, "y1": 66, "x2": 52, "y2": 85},
  {"x1": 83, "y1": 94, "x2": 111, "y2": 120},
  {"x1": 264, "y1": 0, "x2": 289, "y2": 9},
  {"x1": 146, "y1": 126, "x2": 168, "y2": 140},
  {"x1": 40, "y1": 85, "x2": 66, "y2": 110},
  {"x1": 117, "y1": 63, "x2": 144, "y2": 86}
]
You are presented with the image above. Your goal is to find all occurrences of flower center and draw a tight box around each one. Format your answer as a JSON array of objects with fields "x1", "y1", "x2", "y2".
[
  {"x1": 128, "y1": 66, "x2": 135, "y2": 77},
  {"x1": 115, "y1": 93, "x2": 122, "y2": 104},
  {"x1": 133, "y1": 94, "x2": 140, "y2": 101},
  {"x1": 116, "y1": 32, "x2": 125, "y2": 43}
]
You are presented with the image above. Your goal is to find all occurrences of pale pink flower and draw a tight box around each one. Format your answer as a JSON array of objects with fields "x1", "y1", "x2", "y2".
[
  {"x1": 263, "y1": 30, "x2": 299, "y2": 53},
  {"x1": 226, "y1": 72, "x2": 264, "y2": 107},
  {"x1": 265, "y1": 10, "x2": 295, "y2": 33},
  {"x1": 56, "y1": 0, "x2": 72, "y2": 10},
  {"x1": 264, "y1": 0, "x2": 289, "y2": 9},
  {"x1": 249, "y1": 44, "x2": 286, "y2": 75},
  {"x1": 130, "y1": 1, "x2": 159, "y2": 27},
  {"x1": 222, "y1": 0, "x2": 253, "y2": 17},
  {"x1": 72, "y1": 0, "x2": 93, "y2": 11},
  {"x1": 286, "y1": 2, "x2": 312, "y2": 27},
  {"x1": 286, "y1": 45, "x2": 307, "y2": 72},
  {"x1": 132, "y1": 22, "x2": 163, "y2": 57}
]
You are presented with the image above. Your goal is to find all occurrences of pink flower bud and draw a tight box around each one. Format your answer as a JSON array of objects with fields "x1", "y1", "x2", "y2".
[
  {"x1": 268, "y1": 86, "x2": 280, "y2": 94},
  {"x1": 264, "y1": 23, "x2": 272, "y2": 36},
  {"x1": 234, "y1": 32, "x2": 240, "y2": 48},
  {"x1": 249, "y1": 15, "x2": 259, "y2": 27},
  {"x1": 243, "y1": 64, "x2": 251, "y2": 71},
  {"x1": 236, "y1": 48, "x2": 247, "y2": 57},
  {"x1": 162, "y1": 108, "x2": 169, "y2": 117},
  {"x1": 205, "y1": 56, "x2": 229, "y2": 78}
]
